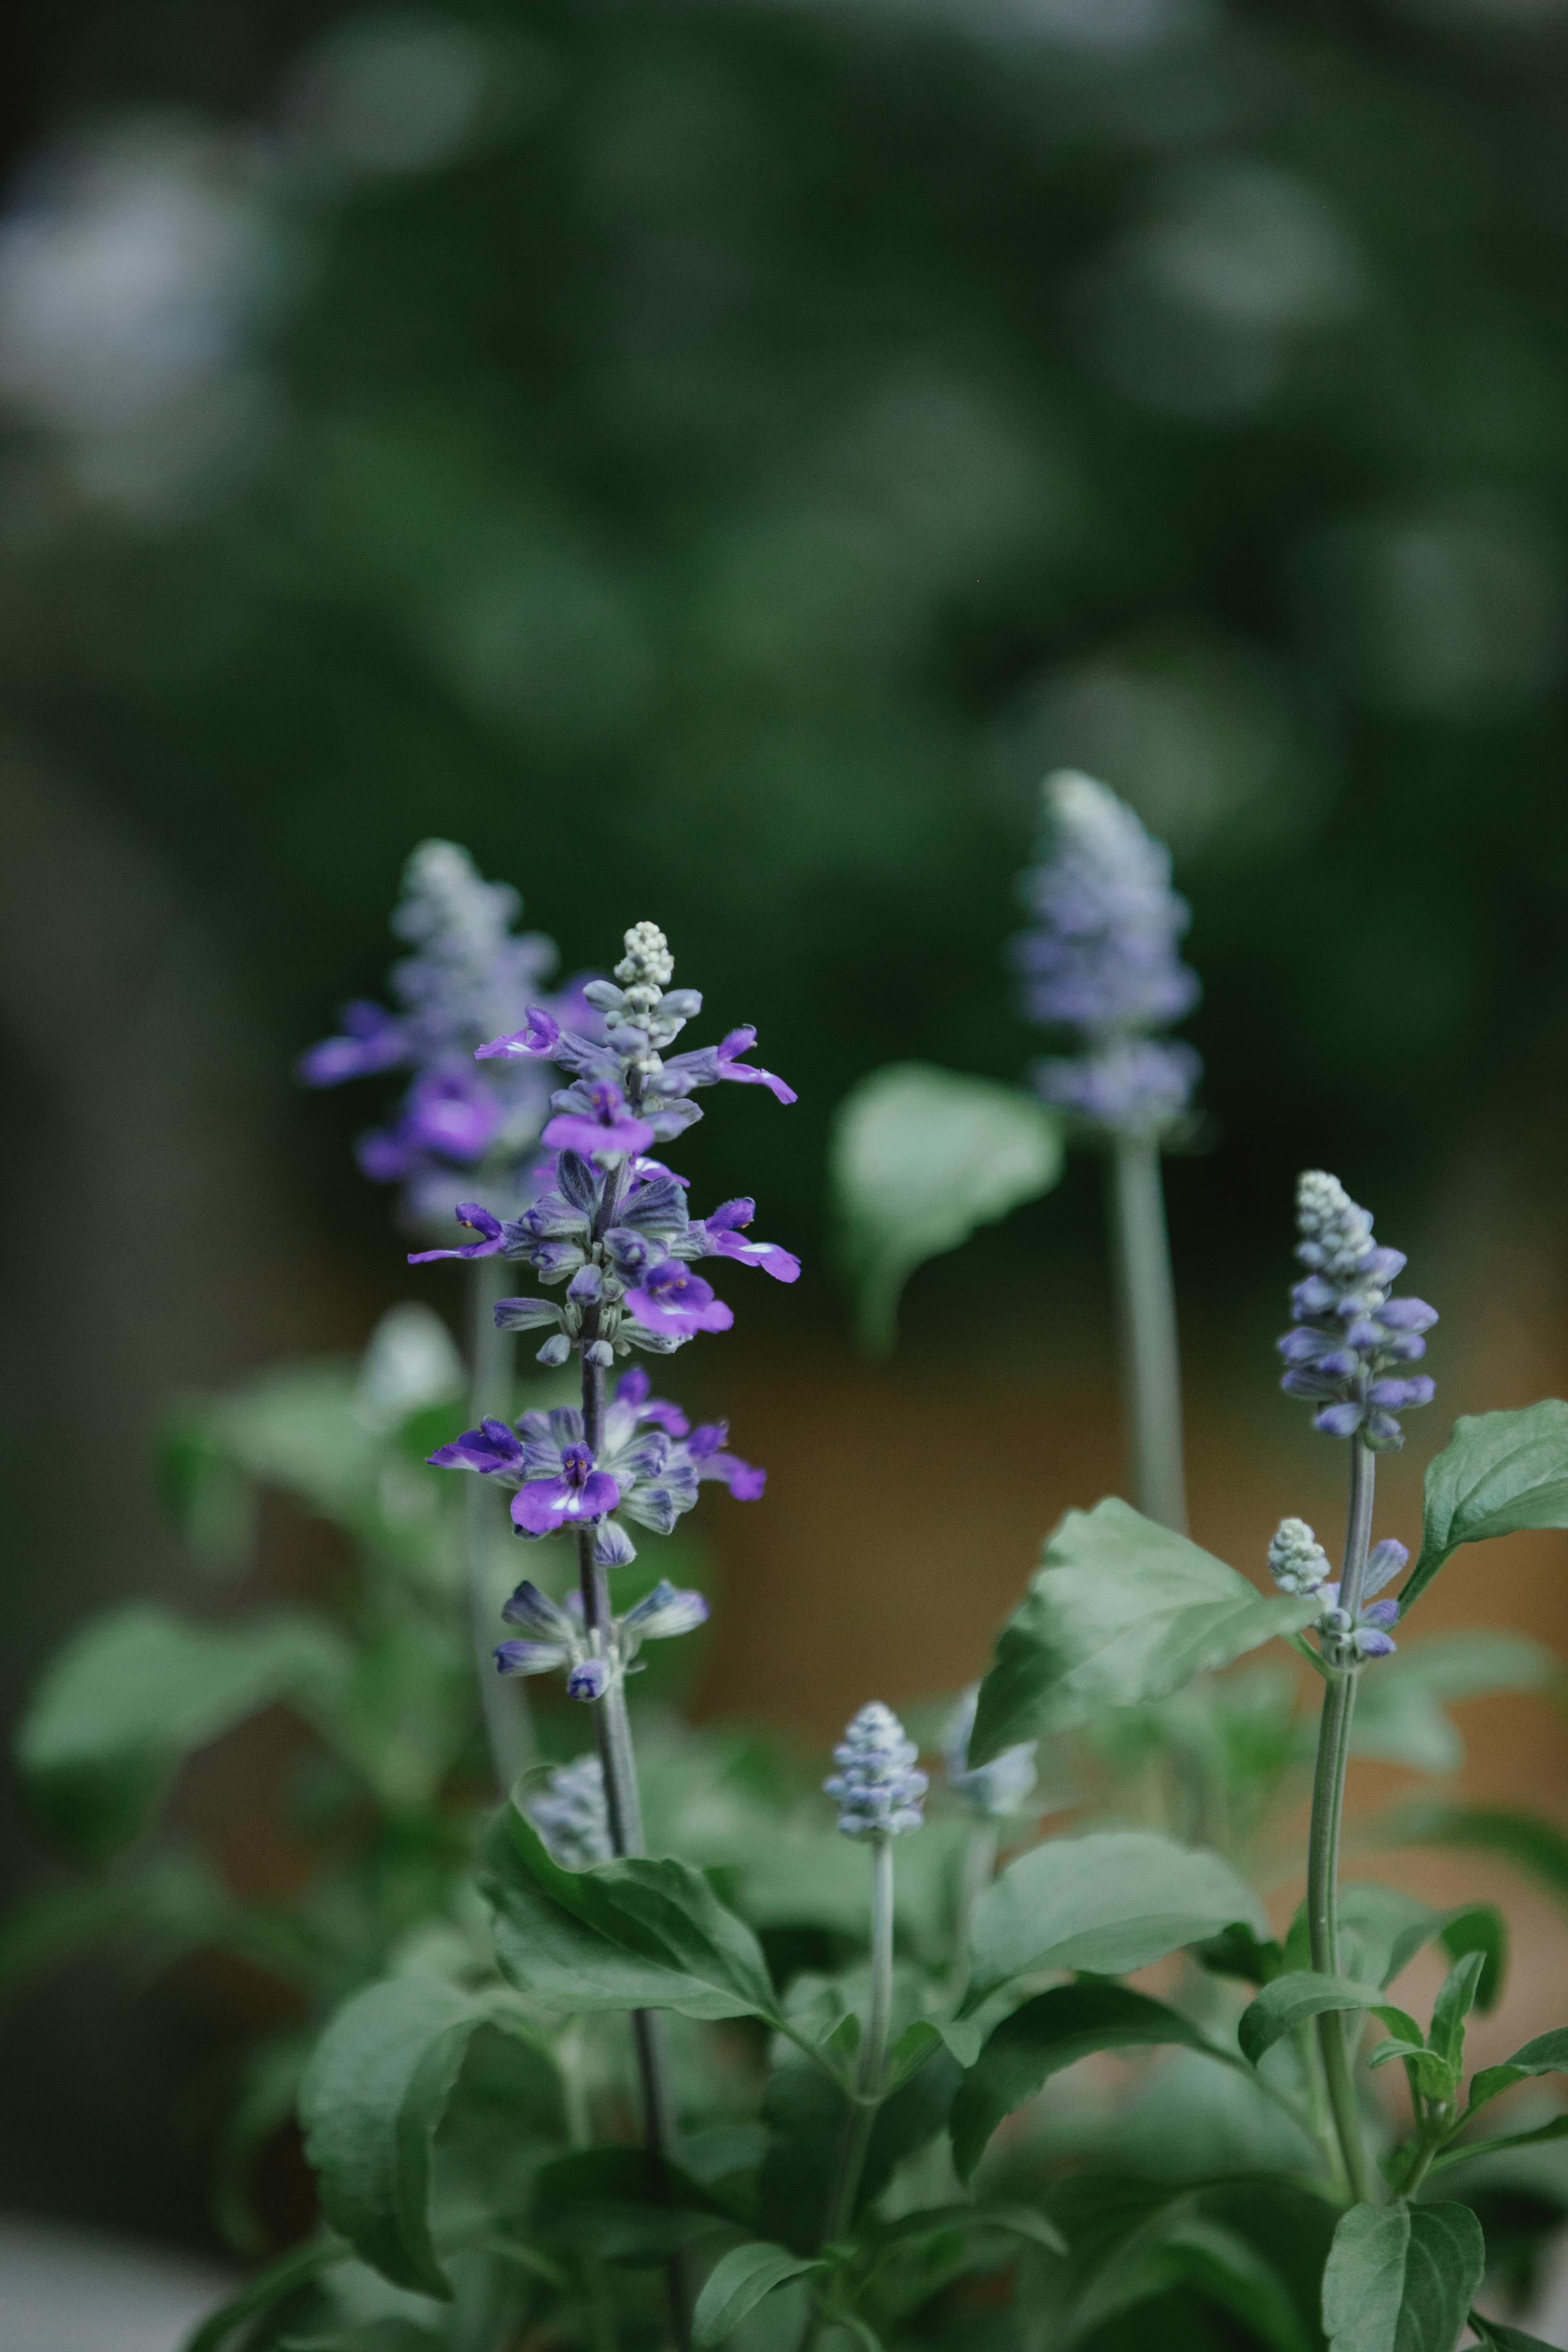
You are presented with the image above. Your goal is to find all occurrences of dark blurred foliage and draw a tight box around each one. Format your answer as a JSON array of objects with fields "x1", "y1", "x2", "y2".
[{"x1": 7, "y1": 0, "x2": 1568, "y2": 1302}]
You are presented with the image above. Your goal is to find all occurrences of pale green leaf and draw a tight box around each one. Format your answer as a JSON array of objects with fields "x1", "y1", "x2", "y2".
[
  {"x1": 962, "y1": 1829, "x2": 1267, "y2": 2014},
  {"x1": 969, "y1": 1500, "x2": 1318, "y2": 1765},
  {"x1": 16, "y1": 1604, "x2": 352, "y2": 1859},
  {"x1": 829, "y1": 1063, "x2": 1063, "y2": 1353},
  {"x1": 1403, "y1": 1402, "x2": 1568, "y2": 1613},
  {"x1": 1350, "y1": 1632, "x2": 1559, "y2": 1773},
  {"x1": 1238, "y1": 1972, "x2": 1418, "y2": 2067}
]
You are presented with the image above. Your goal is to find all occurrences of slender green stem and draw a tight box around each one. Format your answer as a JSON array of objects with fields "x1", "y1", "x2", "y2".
[
  {"x1": 1304, "y1": 1435, "x2": 1379, "y2": 2206},
  {"x1": 806, "y1": 1838, "x2": 896, "y2": 2349},
  {"x1": 1107, "y1": 1134, "x2": 1188, "y2": 1535},
  {"x1": 467, "y1": 1253, "x2": 534, "y2": 1791}
]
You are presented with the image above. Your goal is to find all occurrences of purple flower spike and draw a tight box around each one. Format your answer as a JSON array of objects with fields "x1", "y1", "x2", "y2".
[
  {"x1": 544, "y1": 1078, "x2": 657, "y2": 1160},
  {"x1": 407, "y1": 1201, "x2": 508, "y2": 1264},
  {"x1": 1279, "y1": 1172, "x2": 1436, "y2": 1450},
  {"x1": 626, "y1": 1261, "x2": 734, "y2": 1337},
  {"x1": 511, "y1": 1441, "x2": 622, "y2": 1534}
]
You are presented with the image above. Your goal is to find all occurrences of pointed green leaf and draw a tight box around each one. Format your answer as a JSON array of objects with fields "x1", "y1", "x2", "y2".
[
  {"x1": 1384, "y1": 1802, "x2": 1568, "y2": 1911},
  {"x1": 829, "y1": 1063, "x2": 1063, "y2": 1354},
  {"x1": 1238, "y1": 1972, "x2": 1418, "y2": 2067},
  {"x1": 693, "y1": 2243, "x2": 825, "y2": 2346},
  {"x1": 298, "y1": 1974, "x2": 503, "y2": 2298},
  {"x1": 970, "y1": 1500, "x2": 1318, "y2": 1764},
  {"x1": 1458, "y1": 2023, "x2": 1568, "y2": 2127},
  {"x1": 962, "y1": 1829, "x2": 1267, "y2": 2013},
  {"x1": 16, "y1": 1604, "x2": 352, "y2": 1860},
  {"x1": 184, "y1": 2237, "x2": 353, "y2": 2352},
  {"x1": 950, "y1": 1982, "x2": 1237, "y2": 2182},
  {"x1": 483, "y1": 1803, "x2": 779, "y2": 2023},
  {"x1": 1469, "y1": 2310, "x2": 1558, "y2": 2347},
  {"x1": 1402, "y1": 1402, "x2": 1568, "y2": 1614},
  {"x1": 1428, "y1": 1950, "x2": 1487, "y2": 2075},
  {"x1": 1321, "y1": 2199, "x2": 1484, "y2": 2352}
]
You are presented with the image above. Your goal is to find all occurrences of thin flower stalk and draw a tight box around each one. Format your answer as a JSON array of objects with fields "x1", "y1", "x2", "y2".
[
  {"x1": 1012, "y1": 772, "x2": 1201, "y2": 1532},
  {"x1": 1275, "y1": 1170, "x2": 1437, "y2": 2207}
]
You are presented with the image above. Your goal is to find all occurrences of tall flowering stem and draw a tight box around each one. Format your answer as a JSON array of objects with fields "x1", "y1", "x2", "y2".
[
  {"x1": 1274, "y1": 1171, "x2": 1436, "y2": 2206},
  {"x1": 417, "y1": 918, "x2": 797, "y2": 2327},
  {"x1": 1013, "y1": 772, "x2": 1201, "y2": 1532}
]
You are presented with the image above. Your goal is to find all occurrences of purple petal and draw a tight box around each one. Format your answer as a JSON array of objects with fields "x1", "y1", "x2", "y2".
[
  {"x1": 495, "y1": 1639, "x2": 571, "y2": 1676},
  {"x1": 1314, "y1": 1401, "x2": 1366, "y2": 1438},
  {"x1": 1363, "y1": 1538, "x2": 1409, "y2": 1596},
  {"x1": 297, "y1": 1002, "x2": 408, "y2": 1087},
  {"x1": 1356, "y1": 1629, "x2": 1398, "y2": 1659},
  {"x1": 476, "y1": 1006, "x2": 561, "y2": 1061},
  {"x1": 567, "y1": 1659, "x2": 610, "y2": 1701},
  {"x1": 1367, "y1": 1377, "x2": 1435, "y2": 1409},
  {"x1": 408, "y1": 1201, "x2": 508, "y2": 1264},
  {"x1": 544, "y1": 1108, "x2": 657, "y2": 1157},
  {"x1": 1362, "y1": 1598, "x2": 1400, "y2": 1629},
  {"x1": 512, "y1": 1478, "x2": 573, "y2": 1534},
  {"x1": 1377, "y1": 1297, "x2": 1439, "y2": 1334},
  {"x1": 615, "y1": 1367, "x2": 651, "y2": 1407},
  {"x1": 716, "y1": 1026, "x2": 797, "y2": 1105}
]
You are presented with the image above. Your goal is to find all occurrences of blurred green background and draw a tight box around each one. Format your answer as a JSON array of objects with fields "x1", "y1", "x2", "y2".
[{"x1": 7, "y1": 0, "x2": 1568, "y2": 2264}]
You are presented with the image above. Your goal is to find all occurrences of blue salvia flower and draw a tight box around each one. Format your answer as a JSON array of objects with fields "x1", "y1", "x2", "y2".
[
  {"x1": 427, "y1": 1365, "x2": 765, "y2": 1566},
  {"x1": 1278, "y1": 1171, "x2": 1437, "y2": 1450},
  {"x1": 825, "y1": 1703, "x2": 928, "y2": 1839},
  {"x1": 528, "y1": 1753, "x2": 612, "y2": 1868},
  {"x1": 492, "y1": 1575, "x2": 708, "y2": 1700},
  {"x1": 942, "y1": 1687, "x2": 1038, "y2": 1818},
  {"x1": 299, "y1": 840, "x2": 594, "y2": 1231},
  {"x1": 1011, "y1": 770, "x2": 1201, "y2": 1140}
]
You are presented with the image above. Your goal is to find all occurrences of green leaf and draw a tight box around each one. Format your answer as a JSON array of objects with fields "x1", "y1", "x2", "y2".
[
  {"x1": 184, "y1": 2236, "x2": 352, "y2": 2352},
  {"x1": 482, "y1": 1803, "x2": 779, "y2": 2023},
  {"x1": 1468, "y1": 2312, "x2": 1558, "y2": 2348},
  {"x1": 962, "y1": 1829, "x2": 1267, "y2": 2013},
  {"x1": 970, "y1": 1500, "x2": 1318, "y2": 1764},
  {"x1": 950, "y1": 1982, "x2": 1237, "y2": 2182},
  {"x1": 1459, "y1": 2024, "x2": 1568, "y2": 2127},
  {"x1": 1403, "y1": 1402, "x2": 1568, "y2": 1614},
  {"x1": 298, "y1": 1974, "x2": 504, "y2": 2298},
  {"x1": 1320, "y1": 2199, "x2": 1484, "y2": 2352},
  {"x1": 1350, "y1": 1632, "x2": 1559, "y2": 1773},
  {"x1": 15, "y1": 1605, "x2": 352, "y2": 1860},
  {"x1": 1281, "y1": 1882, "x2": 1503, "y2": 2006},
  {"x1": 1428, "y1": 1949, "x2": 1487, "y2": 2076},
  {"x1": 693, "y1": 2243, "x2": 825, "y2": 2346},
  {"x1": 828, "y1": 1063, "x2": 1063, "y2": 1353},
  {"x1": 1237, "y1": 1972, "x2": 1418, "y2": 2067},
  {"x1": 1190, "y1": 1923, "x2": 1285, "y2": 1988}
]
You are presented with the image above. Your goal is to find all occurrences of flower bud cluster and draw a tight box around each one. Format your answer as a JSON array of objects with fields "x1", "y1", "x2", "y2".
[
  {"x1": 298, "y1": 840, "x2": 585, "y2": 1229},
  {"x1": 1011, "y1": 771, "x2": 1202, "y2": 1141},
  {"x1": 1267, "y1": 1516, "x2": 1407, "y2": 1663},
  {"x1": 429, "y1": 1368, "x2": 764, "y2": 1566},
  {"x1": 528, "y1": 1753, "x2": 612, "y2": 1868},
  {"x1": 494, "y1": 1571, "x2": 709, "y2": 1703},
  {"x1": 1278, "y1": 1172, "x2": 1437, "y2": 1450},
  {"x1": 825, "y1": 1703, "x2": 928, "y2": 1839},
  {"x1": 413, "y1": 925, "x2": 799, "y2": 1363},
  {"x1": 942, "y1": 1687, "x2": 1039, "y2": 1817}
]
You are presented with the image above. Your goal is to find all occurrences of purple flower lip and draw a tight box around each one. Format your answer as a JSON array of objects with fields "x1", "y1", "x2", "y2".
[
  {"x1": 298, "y1": 1000, "x2": 409, "y2": 1087},
  {"x1": 407, "y1": 1201, "x2": 508, "y2": 1265},
  {"x1": 714, "y1": 1027, "x2": 797, "y2": 1104},
  {"x1": 698, "y1": 1198, "x2": 801, "y2": 1283},
  {"x1": 511, "y1": 1441, "x2": 622, "y2": 1534},
  {"x1": 544, "y1": 1079, "x2": 656, "y2": 1159},
  {"x1": 688, "y1": 1420, "x2": 767, "y2": 1498},
  {"x1": 626, "y1": 1261, "x2": 735, "y2": 1336},
  {"x1": 476, "y1": 1005, "x2": 562, "y2": 1061},
  {"x1": 428, "y1": 1415, "x2": 527, "y2": 1473}
]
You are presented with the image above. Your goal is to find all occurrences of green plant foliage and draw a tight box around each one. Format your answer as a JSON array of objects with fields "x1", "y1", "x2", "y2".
[
  {"x1": 1402, "y1": 1403, "x2": 1568, "y2": 1614},
  {"x1": 1386, "y1": 1802, "x2": 1568, "y2": 1907},
  {"x1": 951, "y1": 1983, "x2": 1235, "y2": 2182},
  {"x1": 828, "y1": 1063, "x2": 1063, "y2": 1353},
  {"x1": 298, "y1": 1973, "x2": 515, "y2": 2299},
  {"x1": 1319, "y1": 2200, "x2": 1484, "y2": 2352},
  {"x1": 970, "y1": 1500, "x2": 1318, "y2": 1764},
  {"x1": 15, "y1": 1603, "x2": 352, "y2": 1860},
  {"x1": 1238, "y1": 1972, "x2": 1421, "y2": 2068},
  {"x1": 482, "y1": 1801, "x2": 781, "y2": 2024},
  {"x1": 962, "y1": 1828, "x2": 1267, "y2": 2012},
  {"x1": 693, "y1": 2243, "x2": 826, "y2": 2346}
]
